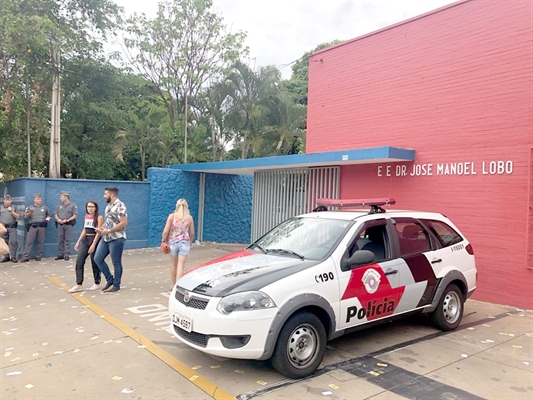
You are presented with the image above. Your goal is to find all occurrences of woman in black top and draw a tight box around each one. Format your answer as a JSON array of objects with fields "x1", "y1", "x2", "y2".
[{"x1": 69, "y1": 201, "x2": 104, "y2": 293}]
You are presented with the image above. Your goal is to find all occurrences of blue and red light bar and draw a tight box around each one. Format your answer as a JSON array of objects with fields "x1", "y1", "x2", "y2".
[{"x1": 316, "y1": 198, "x2": 396, "y2": 207}]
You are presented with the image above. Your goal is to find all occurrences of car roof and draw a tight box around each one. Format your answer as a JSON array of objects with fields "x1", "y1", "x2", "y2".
[{"x1": 298, "y1": 210, "x2": 447, "y2": 221}]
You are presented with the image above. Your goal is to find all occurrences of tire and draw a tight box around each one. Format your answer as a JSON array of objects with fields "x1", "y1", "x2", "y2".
[
  {"x1": 270, "y1": 311, "x2": 327, "y2": 379},
  {"x1": 430, "y1": 283, "x2": 464, "y2": 331}
]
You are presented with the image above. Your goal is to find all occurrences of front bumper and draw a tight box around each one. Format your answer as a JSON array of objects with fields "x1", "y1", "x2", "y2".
[{"x1": 168, "y1": 288, "x2": 278, "y2": 360}]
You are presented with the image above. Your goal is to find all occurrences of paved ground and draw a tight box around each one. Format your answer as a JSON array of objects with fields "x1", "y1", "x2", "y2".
[{"x1": 1, "y1": 243, "x2": 532, "y2": 399}]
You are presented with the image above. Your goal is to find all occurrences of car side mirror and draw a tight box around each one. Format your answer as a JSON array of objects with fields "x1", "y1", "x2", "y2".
[{"x1": 341, "y1": 250, "x2": 376, "y2": 270}]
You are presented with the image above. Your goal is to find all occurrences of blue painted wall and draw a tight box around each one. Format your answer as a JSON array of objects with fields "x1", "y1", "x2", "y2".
[
  {"x1": 146, "y1": 168, "x2": 253, "y2": 245},
  {"x1": 203, "y1": 174, "x2": 253, "y2": 243},
  {"x1": 147, "y1": 168, "x2": 200, "y2": 247},
  {"x1": 0, "y1": 168, "x2": 253, "y2": 258},
  {"x1": 0, "y1": 178, "x2": 150, "y2": 258}
]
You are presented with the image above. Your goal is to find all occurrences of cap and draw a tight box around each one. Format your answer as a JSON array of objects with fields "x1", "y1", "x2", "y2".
[
  {"x1": 4, "y1": 195, "x2": 11, "y2": 200},
  {"x1": 60, "y1": 191, "x2": 70, "y2": 197}
]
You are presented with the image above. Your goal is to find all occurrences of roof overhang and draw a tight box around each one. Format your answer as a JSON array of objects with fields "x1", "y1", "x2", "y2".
[{"x1": 168, "y1": 146, "x2": 415, "y2": 175}]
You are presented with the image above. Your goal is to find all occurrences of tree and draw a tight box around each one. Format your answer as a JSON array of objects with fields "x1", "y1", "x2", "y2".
[
  {"x1": 60, "y1": 59, "x2": 162, "y2": 180},
  {"x1": 123, "y1": 0, "x2": 247, "y2": 163},
  {"x1": 220, "y1": 61, "x2": 282, "y2": 159},
  {"x1": 113, "y1": 107, "x2": 168, "y2": 181},
  {"x1": 0, "y1": 0, "x2": 122, "y2": 179}
]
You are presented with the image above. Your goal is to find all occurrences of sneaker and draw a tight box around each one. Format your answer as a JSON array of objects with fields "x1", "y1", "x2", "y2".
[
  {"x1": 104, "y1": 286, "x2": 120, "y2": 293},
  {"x1": 101, "y1": 282, "x2": 113, "y2": 292},
  {"x1": 1, "y1": 257, "x2": 10, "y2": 263},
  {"x1": 88, "y1": 283, "x2": 101, "y2": 291},
  {"x1": 34, "y1": 257, "x2": 41, "y2": 261},
  {"x1": 11, "y1": 259, "x2": 17, "y2": 263},
  {"x1": 64, "y1": 256, "x2": 70, "y2": 261},
  {"x1": 20, "y1": 258, "x2": 29, "y2": 263},
  {"x1": 54, "y1": 256, "x2": 64, "y2": 260},
  {"x1": 68, "y1": 285, "x2": 83, "y2": 293}
]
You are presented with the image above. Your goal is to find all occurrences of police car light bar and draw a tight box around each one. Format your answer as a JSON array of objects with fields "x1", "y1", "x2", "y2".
[{"x1": 316, "y1": 198, "x2": 396, "y2": 207}]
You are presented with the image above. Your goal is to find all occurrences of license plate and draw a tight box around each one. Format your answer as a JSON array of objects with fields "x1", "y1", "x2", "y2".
[{"x1": 172, "y1": 311, "x2": 192, "y2": 333}]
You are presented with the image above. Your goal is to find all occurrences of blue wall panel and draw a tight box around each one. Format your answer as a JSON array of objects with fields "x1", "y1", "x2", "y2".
[
  {"x1": 147, "y1": 168, "x2": 200, "y2": 247},
  {"x1": 0, "y1": 178, "x2": 150, "y2": 258},
  {"x1": 203, "y1": 174, "x2": 253, "y2": 243},
  {"x1": 0, "y1": 168, "x2": 253, "y2": 258}
]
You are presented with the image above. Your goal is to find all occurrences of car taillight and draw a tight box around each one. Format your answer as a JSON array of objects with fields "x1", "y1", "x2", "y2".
[{"x1": 466, "y1": 244, "x2": 474, "y2": 255}]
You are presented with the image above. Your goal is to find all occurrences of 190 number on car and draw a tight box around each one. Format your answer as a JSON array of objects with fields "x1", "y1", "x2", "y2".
[{"x1": 315, "y1": 272, "x2": 335, "y2": 283}]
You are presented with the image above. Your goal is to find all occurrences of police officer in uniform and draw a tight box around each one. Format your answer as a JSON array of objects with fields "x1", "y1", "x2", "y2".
[
  {"x1": 21, "y1": 194, "x2": 52, "y2": 262},
  {"x1": 0, "y1": 195, "x2": 20, "y2": 263},
  {"x1": 54, "y1": 191, "x2": 78, "y2": 261}
]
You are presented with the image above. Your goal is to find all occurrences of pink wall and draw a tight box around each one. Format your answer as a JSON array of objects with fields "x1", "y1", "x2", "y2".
[{"x1": 307, "y1": 0, "x2": 533, "y2": 308}]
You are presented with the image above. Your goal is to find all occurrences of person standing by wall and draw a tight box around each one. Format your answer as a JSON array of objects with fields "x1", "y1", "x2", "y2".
[
  {"x1": 162, "y1": 198, "x2": 195, "y2": 291},
  {"x1": 0, "y1": 195, "x2": 20, "y2": 263},
  {"x1": 21, "y1": 194, "x2": 52, "y2": 262},
  {"x1": 69, "y1": 200, "x2": 104, "y2": 293},
  {"x1": 94, "y1": 186, "x2": 128, "y2": 293},
  {"x1": 54, "y1": 191, "x2": 78, "y2": 261}
]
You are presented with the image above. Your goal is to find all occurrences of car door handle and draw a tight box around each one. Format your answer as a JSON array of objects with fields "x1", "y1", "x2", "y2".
[
  {"x1": 384, "y1": 269, "x2": 398, "y2": 275},
  {"x1": 431, "y1": 258, "x2": 442, "y2": 264}
]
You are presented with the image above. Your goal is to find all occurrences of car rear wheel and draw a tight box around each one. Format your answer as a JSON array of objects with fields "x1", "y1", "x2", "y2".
[
  {"x1": 271, "y1": 311, "x2": 327, "y2": 379},
  {"x1": 430, "y1": 283, "x2": 464, "y2": 331}
]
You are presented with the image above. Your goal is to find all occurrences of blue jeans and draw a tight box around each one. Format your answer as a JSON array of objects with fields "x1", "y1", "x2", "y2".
[{"x1": 94, "y1": 238, "x2": 125, "y2": 288}]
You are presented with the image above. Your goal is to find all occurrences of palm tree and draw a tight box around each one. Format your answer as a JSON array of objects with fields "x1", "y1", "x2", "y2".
[
  {"x1": 264, "y1": 91, "x2": 307, "y2": 156},
  {"x1": 221, "y1": 61, "x2": 282, "y2": 159},
  {"x1": 113, "y1": 107, "x2": 168, "y2": 180}
]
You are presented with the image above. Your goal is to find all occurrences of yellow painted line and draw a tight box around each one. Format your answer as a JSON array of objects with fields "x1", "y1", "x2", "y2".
[
  {"x1": 49, "y1": 277, "x2": 235, "y2": 400},
  {"x1": 53, "y1": 263, "x2": 168, "y2": 279}
]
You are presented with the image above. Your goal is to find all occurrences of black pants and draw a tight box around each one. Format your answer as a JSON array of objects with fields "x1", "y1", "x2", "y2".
[{"x1": 75, "y1": 235, "x2": 101, "y2": 285}]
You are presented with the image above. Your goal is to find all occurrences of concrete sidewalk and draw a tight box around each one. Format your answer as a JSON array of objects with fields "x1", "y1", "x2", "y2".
[{"x1": 0, "y1": 243, "x2": 532, "y2": 400}]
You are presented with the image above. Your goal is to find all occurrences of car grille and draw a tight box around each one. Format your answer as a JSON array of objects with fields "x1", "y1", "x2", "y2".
[
  {"x1": 175, "y1": 288, "x2": 209, "y2": 310},
  {"x1": 173, "y1": 325, "x2": 209, "y2": 348}
]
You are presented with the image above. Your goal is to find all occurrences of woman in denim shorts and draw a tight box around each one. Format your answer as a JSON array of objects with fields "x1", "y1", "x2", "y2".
[{"x1": 162, "y1": 198, "x2": 195, "y2": 290}]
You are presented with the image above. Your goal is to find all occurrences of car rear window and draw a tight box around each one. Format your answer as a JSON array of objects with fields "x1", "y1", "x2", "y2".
[{"x1": 422, "y1": 219, "x2": 463, "y2": 247}]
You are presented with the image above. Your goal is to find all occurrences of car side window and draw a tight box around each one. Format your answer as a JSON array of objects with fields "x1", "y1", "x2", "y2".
[
  {"x1": 421, "y1": 219, "x2": 463, "y2": 247},
  {"x1": 393, "y1": 218, "x2": 431, "y2": 256},
  {"x1": 348, "y1": 220, "x2": 390, "y2": 263}
]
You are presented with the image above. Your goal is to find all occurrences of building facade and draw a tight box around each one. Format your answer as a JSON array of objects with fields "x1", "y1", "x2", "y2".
[{"x1": 307, "y1": 0, "x2": 533, "y2": 308}]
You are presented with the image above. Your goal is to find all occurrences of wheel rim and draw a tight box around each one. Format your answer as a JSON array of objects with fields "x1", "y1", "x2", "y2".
[
  {"x1": 442, "y1": 290, "x2": 461, "y2": 324},
  {"x1": 286, "y1": 323, "x2": 320, "y2": 369}
]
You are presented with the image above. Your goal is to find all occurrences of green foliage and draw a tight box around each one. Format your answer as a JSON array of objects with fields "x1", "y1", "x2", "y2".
[
  {"x1": 0, "y1": 0, "x2": 122, "y2": 180},
  {"x1": 123, "y1": 0, "x2": 247, "y2": 162},
  {"x1": 0, "y1": 0, "x2": 344, "y2": 181}
]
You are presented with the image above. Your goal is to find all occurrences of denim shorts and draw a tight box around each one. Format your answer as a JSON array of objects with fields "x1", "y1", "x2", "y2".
[{"x1": 169, "y1": 240, "x2": 191, "y2": 257}]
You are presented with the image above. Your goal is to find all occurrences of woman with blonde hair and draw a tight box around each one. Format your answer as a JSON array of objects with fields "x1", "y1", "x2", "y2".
[{"x1": 162, "y1": 198, "x2": 195, "y2": 290}]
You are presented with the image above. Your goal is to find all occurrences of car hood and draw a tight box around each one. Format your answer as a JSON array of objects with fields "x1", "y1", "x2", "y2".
[{"x1": 177, "y1": 249, "x2": 320, "y2": 297}]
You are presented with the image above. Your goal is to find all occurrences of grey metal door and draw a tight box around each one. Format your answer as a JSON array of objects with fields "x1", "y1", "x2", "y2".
[{"x1": 251, "y1": 167, "x2": 339, "y2": 242}]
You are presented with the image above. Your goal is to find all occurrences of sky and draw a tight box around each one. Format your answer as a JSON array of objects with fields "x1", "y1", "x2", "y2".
[{"x1": 113, "y1": 0, "x2": 458, "y2": 79}]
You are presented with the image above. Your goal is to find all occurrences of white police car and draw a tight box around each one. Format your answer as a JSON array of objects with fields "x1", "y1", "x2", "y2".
[{"x1": 169, "y1": 198, "x2": 477, "y2": 378}]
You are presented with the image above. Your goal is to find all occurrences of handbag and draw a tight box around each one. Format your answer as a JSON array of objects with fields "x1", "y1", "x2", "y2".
[
  {"x1": 0, "y1": 223, "x2": 6, "y2": 235},
  {"x1": 0, "y1": 237, "x2": 9, "y2": 255},
  {"x1": 161, "y1": 242, "x2": 170, "y2": 254}
]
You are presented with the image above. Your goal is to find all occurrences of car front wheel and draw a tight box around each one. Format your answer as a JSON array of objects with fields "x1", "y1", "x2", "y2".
[
  {"x1": 430, "y1": 283, "x2": 464, "y2": 331},
  {"x1": 271, "y1": 311, "x2": 327, "y2": 379}
]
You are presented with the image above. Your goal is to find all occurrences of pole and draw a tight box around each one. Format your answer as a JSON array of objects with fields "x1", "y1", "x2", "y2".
[
  {"x1": 49, "y1": 44, "x2": 61, "y2": 178},
  {"x1": 184, "y1": 91, "x2": 188, "y2": 164},
  {"x1": 26, "y1": 73, "x2": 31, "y2": 177}
]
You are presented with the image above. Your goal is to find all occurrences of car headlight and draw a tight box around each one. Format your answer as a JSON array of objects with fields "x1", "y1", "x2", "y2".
[{"x1": 216, "y1": 291, "x2": 276, "y2": 315}]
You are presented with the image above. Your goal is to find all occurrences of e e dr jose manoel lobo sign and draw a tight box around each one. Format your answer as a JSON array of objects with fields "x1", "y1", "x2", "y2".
[{"x1": 377, "y1": 160, "x2": 514, "y2": 177}]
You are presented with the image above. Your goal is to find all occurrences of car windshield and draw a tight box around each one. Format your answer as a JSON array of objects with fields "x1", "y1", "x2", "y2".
[{"x1": 252, "y1": 217, "x2": 352, "y2": 260}]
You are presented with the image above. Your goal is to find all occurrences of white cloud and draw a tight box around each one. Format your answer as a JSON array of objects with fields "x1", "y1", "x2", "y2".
[{"x1": 114, "y1": 0, "x2": 457, "y2": 78}]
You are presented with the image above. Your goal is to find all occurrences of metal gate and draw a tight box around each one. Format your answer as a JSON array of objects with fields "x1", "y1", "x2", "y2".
[{"x1": 251, "y1": 167, "x2": 339, "y2": 241}]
